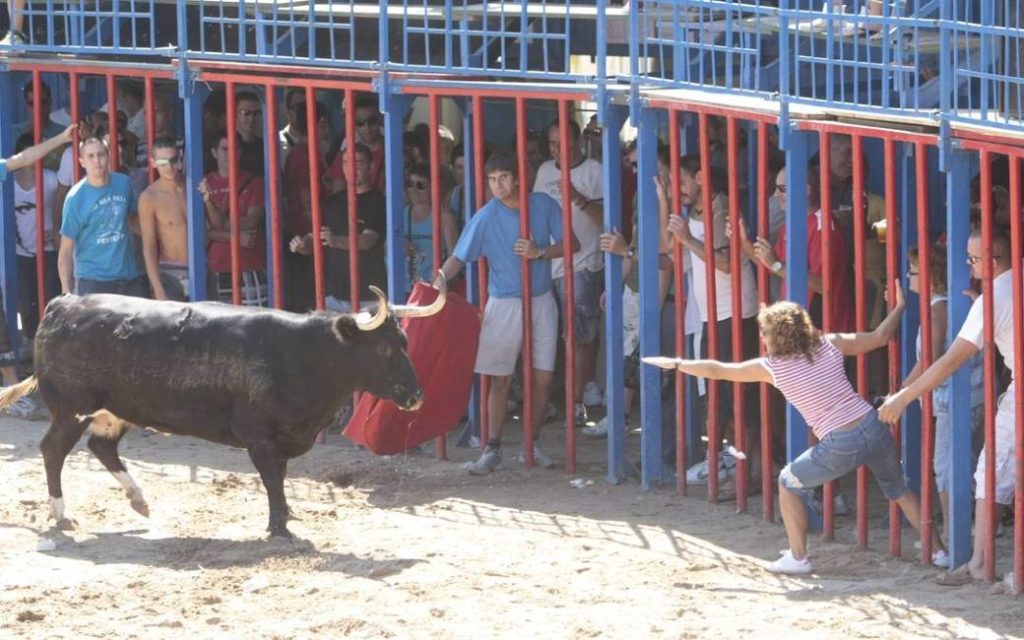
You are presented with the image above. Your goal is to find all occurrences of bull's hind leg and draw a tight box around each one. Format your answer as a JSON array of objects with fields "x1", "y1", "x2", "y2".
[
  {"x1": 39, "y1": 413, "x2": 89, "y2": 530},
  {"x1": 85, "y1": 412, "x2": 149, "y2": 518}
]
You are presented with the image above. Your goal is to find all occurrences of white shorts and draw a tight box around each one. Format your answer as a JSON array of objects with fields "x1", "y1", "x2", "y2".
[
  {"x1": 974, "y1": 387, "x2": 1019, "y2": 505},
  {"x1": 475, "y1": 291, "x2": 558, "y2": 376}
]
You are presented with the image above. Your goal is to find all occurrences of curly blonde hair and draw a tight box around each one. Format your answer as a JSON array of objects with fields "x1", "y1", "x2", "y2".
[{"x1": 757, "y1": 301, "x2": 822, "y2": 361}]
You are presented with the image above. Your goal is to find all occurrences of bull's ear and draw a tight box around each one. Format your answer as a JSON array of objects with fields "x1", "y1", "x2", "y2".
[{"x1": 332, "y1": 315, "x2": 360, "y2": 343}]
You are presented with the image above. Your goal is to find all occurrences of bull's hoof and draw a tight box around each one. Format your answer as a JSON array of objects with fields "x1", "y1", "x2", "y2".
[
  {"x1": 131, "y1": 499, "x2": 150, "y2": 518},
  {"x1": 55, "y1": 517, "x2": 77, "y2": 531},
  {"x1": 267, "y1": 524, "x2": 293, "y2": 539}
]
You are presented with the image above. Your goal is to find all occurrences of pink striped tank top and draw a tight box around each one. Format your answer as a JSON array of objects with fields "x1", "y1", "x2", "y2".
[{"x1": 762, "y1": 338, "x2": 873, "y2": 439}]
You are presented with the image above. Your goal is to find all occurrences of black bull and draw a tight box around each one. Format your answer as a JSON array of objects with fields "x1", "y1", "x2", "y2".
[{"x1": 0, "y1": 282, "x2": 445, "y2": 538}]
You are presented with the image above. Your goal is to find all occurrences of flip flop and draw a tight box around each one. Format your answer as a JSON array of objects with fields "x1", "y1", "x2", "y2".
[{"x1": 934, "y1": 571, "x2": 975, "y2": 587}]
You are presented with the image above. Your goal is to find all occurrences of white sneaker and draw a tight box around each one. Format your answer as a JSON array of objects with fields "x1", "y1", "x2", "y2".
[
  {"x1": 574, "y1": 403, "x2": 589, "y2": 426},
  {"x1": 582, "y1": 415, "x2": 609, "y2": 439},
  {"x1": 467, "y1": 445, "x2": 501, "y2": 476},
  {"x1": 931, "y1": 549, "x2": 950, "y2": 569},
  {"x1": 583, "y1": 382, "x2": 604, "y2": 407},
  {"x1": 685, "y1": 459, "x2": 710, "y2": 485},
  {"x1": 517, "y1": 443, "x2": 555, "y2": 468},
  {"x1": 766, "y1": 550, "x2": 812, "y2": 575},
  {"x1": 685, "y1": 452, "x2": 735, "y2": 485},
  {"x1": 5, "y1": 396, "x2": 42, "y2": 420}
]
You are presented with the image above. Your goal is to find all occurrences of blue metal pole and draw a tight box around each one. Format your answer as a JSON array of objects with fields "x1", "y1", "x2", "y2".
[
  {"x1": 900, "y1": 142, "x2": 922, "y2": 496},
  {"x1": 180, "y1": 62, "x2": 209, "y2": 302},
  {"x1": 945, "y1": 147, "x2": 974, "y2": 569},
  {"x1": 783, "y1": 125, "x2": 810, "y2": 463},
  {"x1": 383, "y1": 93, "x2": 413, "y2": 302},
  {"x1": 0, "y1": 68, "x2": 18, "y2": 360}
]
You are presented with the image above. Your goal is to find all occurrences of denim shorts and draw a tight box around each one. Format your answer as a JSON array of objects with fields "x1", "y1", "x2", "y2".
[
  {"x1": 553, "y1": 268, "x2": 603, "y2": 344},
  {"x1": 780, "y1": 409, "x2": 908, "y2": 500}
]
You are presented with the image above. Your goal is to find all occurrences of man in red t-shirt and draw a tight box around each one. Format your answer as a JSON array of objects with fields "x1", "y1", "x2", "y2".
[
  {"x1": 738, "y1": 165, "x2": 854, "y2": 332},
  {"x1": 198, "y1": 129, "x2": 268, "y2": 306}
]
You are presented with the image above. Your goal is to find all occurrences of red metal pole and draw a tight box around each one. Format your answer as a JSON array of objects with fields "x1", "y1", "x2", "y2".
[
  {"x1": 979, "y1": 151, "x2": 997, "y2": 582},
  {"x1": 915, "y1": 142, "x2": 935, "y2": 565},
  {"x1": 726, "y1": 117, "x2": 747, "y2": 512},
  {"x1": 345, "y1": 89, "x2": 360, "y2": 313},
  {"x1": 1009, "y1": 152, "x2": 1024, "y2": 596},
  {"x1": 69, "y1": 72, "x2": 81, "y2": 185},
  {"x1": 428, "y1": 94, "x2": 447, "y2": 462},
  {"x1": 264, "y1": 84, "x2": 284, "y2": 309},
  {"x1": 515, "y1": 97, "x2": 535, "y2": 467},
  {"x1": 106, "y1": 74, "x2": 120, "y2": 174},
  {"x1": 31, "y1": 71, "x2": 46, "y2": 324},
  {"x1": 756, "y1": 122, "x2": 773, "y2": 521},
  {"x1": 819, "y1": 132, "x2": 835, "y2": 540},
  {"x1": 305, "y1": 85, "x2": 325, "y2": 311},
  {"x1": 698, "y1": 112, "x2": 720, "y2": 503},
  {"x1": 851, "y1": 134, "x2": 870, "y2": 547},
  {"x1": 558, "y1": 100, "x2": 577, "y2": 475},
  {"x1": 472, "y1": 96, "x2": 490, "y2": 450},
  {"x1": 670, "y1": 110, "x2": 687, "y2": 496},
  {"x1": 884, "y1": 138, "x2": 902, "y2": 558},
  {"x1": 225, "y1": 82, "x2": 242, "y2": 305},
  {"x1": 144, "y1": 77, "x2": 156, "y2": 184}
]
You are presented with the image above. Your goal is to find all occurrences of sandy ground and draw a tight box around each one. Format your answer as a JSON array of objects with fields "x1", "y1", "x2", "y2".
[{"x1": 0, "y1": 414, "x2": 1022, "y2": 640}]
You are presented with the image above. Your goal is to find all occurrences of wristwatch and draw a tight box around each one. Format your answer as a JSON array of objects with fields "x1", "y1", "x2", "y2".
[
  {"x1": 770, "y1": 260, "x2": 783, "y2": 274},
  {"x1": 625, "y1": 246, "x2": 636, "y2": 260}
]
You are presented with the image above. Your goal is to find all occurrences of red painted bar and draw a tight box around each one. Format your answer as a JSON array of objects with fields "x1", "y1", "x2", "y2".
[
  {"x1": 1009, "y1": 153, "x2": 1024, "y2": 596},
  {"x1": 304, "y1": 85, "x2": 325, "y2": 311},
  {"x1": 515, "y1": 97, "x2": 536, "y2": 467},
  {"x1": 31, "y1": 71, "x2": 46, "y2": 320},
  {"x1": 726, "y1": 117, "x2": 747, "y2": 511},
  {"x1": 756, "y1": 122, "x2": 773, "y2": 521},
  {"x1": 818, "y1": 132, "x2": 835, "y2": 540},
  {"x1": 69, "y1": 72, "x2": 81, "y2": 184},
  {"x1": 697, "y1": 112, "x2": 720, "y2": 503},
  {"x1": 344, "y1": 89, "x2": 360, "y2": 313},
  {"x1": 225, "y1": 82, "x2": 242, "y2": 306},
  {"x1": 427, "y1": 93, "x2": 447, "y2": 462},
  {"x1": 472, "y1": 95, "x2": 490, "y2": 449},
  {"x1": 915, "y1": 142, "x2": 935, "y2": 565},
  {"x1": 883, "y1": 138, "x2": 901, "y2": 557},
  {"x1": 144, "y1": 77, "x2": 156, "y2": 184},
  {"x1": 557, "y1": 100, "x2": 578, "y2": 475},
  {"x1": 670, "y1": 110, "x2": 687, "y2": 496},
  {"x1": 851, "y1": 134, "x2": 870, "y2": 547},
  {"x1": 263, "y1": 84, "x2": 284, "y2": 309},
  {"x1": 979, "y1": 151, "x2": 997, "y2": 582},
  {"x1": 105, "y1": 74, "x2": 120, "y2": 177}
]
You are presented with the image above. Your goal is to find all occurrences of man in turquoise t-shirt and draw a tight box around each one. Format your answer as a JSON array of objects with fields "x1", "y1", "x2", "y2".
[
  {"x1": 58, "y1": 136, "x2": 145, "y2": 297},
  {"x1": 434, "y1": 151, "x2": 580, "y2": 475}
]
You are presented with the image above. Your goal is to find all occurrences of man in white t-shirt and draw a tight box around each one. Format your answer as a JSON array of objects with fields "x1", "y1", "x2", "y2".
[
  {"x1": 666, "y1": 154, "x2": 760, "y2": 487},
  {"x1": 880, "y1": 228, "x2": 1017, "y2": 582},
  {"x1": 532, "y1": 119, "x2": 603, "y2": 424}
]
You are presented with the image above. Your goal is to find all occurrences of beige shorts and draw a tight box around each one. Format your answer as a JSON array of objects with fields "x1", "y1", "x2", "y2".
[
  {"x1": 475, "y1": 291, "x2": 558, "y2": 376},
  {"x1": 974, "y1": 387, "x2": 1019, "y2": 505}
]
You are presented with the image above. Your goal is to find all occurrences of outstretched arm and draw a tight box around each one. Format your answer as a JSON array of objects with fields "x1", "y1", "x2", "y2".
[
  {"x1": 828, "y1": 279, "x2": 905, "y2": 356},
  {"x1": 644, "y1": 356, "x2": 773, "y2": 384},
  {"x1": 6, "y1": 125, "x2": 75, "y2": 171},
  {"x1": 878, "y1": 337, "x2": 979, "y2": 424}
]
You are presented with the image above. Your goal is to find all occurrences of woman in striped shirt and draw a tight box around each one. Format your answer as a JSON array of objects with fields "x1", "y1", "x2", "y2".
[{"x1": 646, "y1": 281, "x2": 945, "y2": 575}]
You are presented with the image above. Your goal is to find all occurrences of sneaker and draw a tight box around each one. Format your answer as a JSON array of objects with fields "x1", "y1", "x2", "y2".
[
  {"x1": 582, "y1": 382, "x2": 604, "y2": 407},
  {"x1": 5, "y1": 396, "x2": 42, "y2": 420},
  {"x1": 684, "y1": 452, "x2": 735, "y2": 485},
  {"x1": 833, "y1": 492, "x2": 852, "y2": 517},
  {"x1": 0, "y1": 30, "x2": 26, "y2": 46},
  {"x1": 931, "y1": 549, "x2": 950, "y2": 569},
  {"x1": 766, "y1": 550, "x2": 812, "y2": 575},
  {"x1": 517, "y1": 442, "x2": 555, "y2": 468},
  {"x1": 574, "y1": 403, "x2": 588, "y2": 426},
  {"x1": 582, "y1": 415, "x2": 609, "y2": 439},
  {"x1": 467, "y1": 445, "x2": 501, "y2": 476},
  {"x1": 544, "y1": 403, "x2": 558, "y2": 421}
]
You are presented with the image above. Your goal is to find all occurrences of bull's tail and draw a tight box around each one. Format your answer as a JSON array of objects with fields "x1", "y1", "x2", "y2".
[{"x1": 0, "y1": 376, "x2": 39, "y2": 408}]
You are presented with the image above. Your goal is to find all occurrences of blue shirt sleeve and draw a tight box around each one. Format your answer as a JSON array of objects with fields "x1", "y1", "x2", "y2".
[
  {"x1": 0, "y1": 159, "x2": 7, "y2": 182},
  {"x1": 453, "y1": 205, "x2": 487, "y2": 263},
  {"x1": 60, "y1": 187, "x2": 83, "y2": 240}
]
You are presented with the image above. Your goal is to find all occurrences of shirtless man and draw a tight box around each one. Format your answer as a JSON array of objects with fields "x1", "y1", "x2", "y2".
[{"x1": 138, "y1": 137, "x2": 189, "y2": 300}]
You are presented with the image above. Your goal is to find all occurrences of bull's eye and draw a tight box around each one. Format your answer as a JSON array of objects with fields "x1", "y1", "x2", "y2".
[{"x1": 377, "y1": 345, "x2": 393, "y2": 358}]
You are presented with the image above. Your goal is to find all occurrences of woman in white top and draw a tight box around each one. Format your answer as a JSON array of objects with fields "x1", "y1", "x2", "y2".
[{"x1": 646, "y1": 281, "x2": 946, "y2": 575}]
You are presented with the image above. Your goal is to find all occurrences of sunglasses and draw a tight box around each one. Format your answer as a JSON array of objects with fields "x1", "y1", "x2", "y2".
[
  {"x1": 967, "y1": 253, "x2": 1002, "y2": 265},
  {"x1": 237, "y1": 108, "x2": 262, "y2": 117},
  {"x1": 356, "y1": 116, "x2": 379, "y2": 127},
  {"x1": 153, "y1": 154, "x2": 182, "y2": 166},
  {"x1": 406, "y1": 179, "x2": 428, "y2": 191},
  {"x1": 774, "y1": 184, "x2": 787, "y2": 194}
]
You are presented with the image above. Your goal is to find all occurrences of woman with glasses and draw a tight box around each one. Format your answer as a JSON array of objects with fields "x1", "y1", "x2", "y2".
[{"x1": 405, "y1": 163, "x2": 459, "y2": 294}]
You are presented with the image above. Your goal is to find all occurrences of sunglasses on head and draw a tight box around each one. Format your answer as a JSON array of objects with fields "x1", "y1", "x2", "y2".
[
  {"x1": 153, "y1": 154, "x2": 181, "y2": 166},
  {"x1": 406, "y1": 179, "x2": 428, "y2": 191}
]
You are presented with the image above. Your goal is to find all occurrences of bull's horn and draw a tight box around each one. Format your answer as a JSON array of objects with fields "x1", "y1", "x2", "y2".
[
  {"x1": 354, "y1": 286, "x2": 389, "y2": 331},
  {"x1": 391, "y1": 271, "x2": 447, "y2": 318}
]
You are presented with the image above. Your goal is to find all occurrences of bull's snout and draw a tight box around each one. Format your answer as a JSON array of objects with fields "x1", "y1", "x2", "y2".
[{"x1": 397, "y1": 387, "x2": 424, "y2": 412}]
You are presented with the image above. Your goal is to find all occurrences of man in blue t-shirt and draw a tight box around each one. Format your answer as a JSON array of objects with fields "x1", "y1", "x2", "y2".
[
  {"x1": 434, "y1": 152, "x2": 579, "y2": 475},
  {"x1": 58, "y1": 136, "x2": 145, "y2": 297}
]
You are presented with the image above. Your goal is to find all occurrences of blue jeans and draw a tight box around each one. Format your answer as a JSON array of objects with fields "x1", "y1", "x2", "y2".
[{"x1": 780, "y1": 409, "x2": 908, "y2": 500}]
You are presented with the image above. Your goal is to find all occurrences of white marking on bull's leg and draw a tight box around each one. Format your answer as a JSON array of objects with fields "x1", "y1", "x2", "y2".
[
  {"x1": 49, "y1": 497, "x2": 76, "y2": 530},
  {"x1": 113, "y1": 470, "x2": 150, "y2": 518}
]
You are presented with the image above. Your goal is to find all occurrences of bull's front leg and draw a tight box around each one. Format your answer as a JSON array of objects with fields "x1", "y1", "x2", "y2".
[{"x1": 245, "y1": 442, "x2": 291, "y2": 538}]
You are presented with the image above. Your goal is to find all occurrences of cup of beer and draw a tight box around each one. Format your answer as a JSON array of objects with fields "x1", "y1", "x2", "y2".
[{"x1": 872, "y1": 219, "x2": 888, "y2": 243}]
